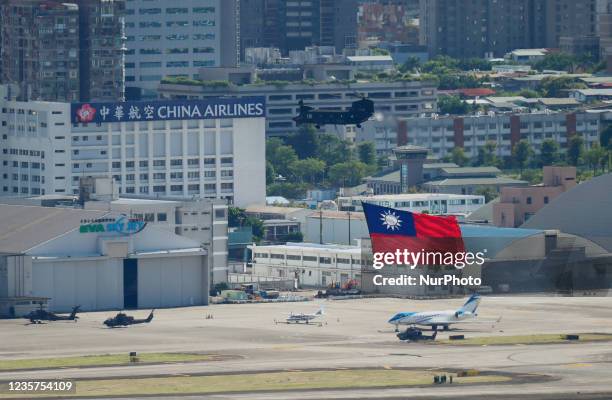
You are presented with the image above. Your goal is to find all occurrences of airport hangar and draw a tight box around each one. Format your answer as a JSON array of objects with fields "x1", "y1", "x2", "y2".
[
  {"x1": 360, "y1": 223, "x2": 612, "y2": 296},
  {"x1": 0, "y1": 204, "x2": 210, "y2": 316}
]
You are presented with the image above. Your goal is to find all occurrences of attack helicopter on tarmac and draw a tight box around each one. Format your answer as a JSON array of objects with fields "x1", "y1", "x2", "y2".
[
  {"x1": 103, "y1": 309, "x2": 154, "y2": 328},
  {"x1": 24, "y1": 304, "x2": 80, "y2": 324}
]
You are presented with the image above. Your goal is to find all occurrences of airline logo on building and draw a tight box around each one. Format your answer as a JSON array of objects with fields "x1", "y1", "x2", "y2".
[
  {"x1": 79, "y1": 215, "x2": 146, "y2": 235},
  {"x1": 71, "y1": 97, "x2": 266, "y2": 124}
]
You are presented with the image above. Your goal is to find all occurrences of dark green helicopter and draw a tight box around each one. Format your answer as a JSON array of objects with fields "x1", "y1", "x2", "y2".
[
  {"x1": 293, "y1": 94, "x2": 375, "y2": 129},
  {"x1": 25, "y1": 304, "x2": 80, "y2": 324},
  {"x1": 103, "y1": 310, "x2": 154, "y2": 328}
]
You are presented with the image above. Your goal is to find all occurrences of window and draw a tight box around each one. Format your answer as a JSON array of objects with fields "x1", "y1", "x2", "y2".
[
  {"x1": 157, "y1": 213, "x2": 167, "y2": 222},
  {"x1": 319, "y1": 257, "x2": 332, "y2": 264},
  {"x1": 145, "y1": 213, "x2": 155, "y2": 222},
  {"x1": 543, "y1": 196, "x2": 549, "y2": 204},
  {"x1": 215, "y1": 209, "x2": 226, "y2": 220},
  {"x1": 526, "y1": 197, "x2": 532, "y2": 205}
]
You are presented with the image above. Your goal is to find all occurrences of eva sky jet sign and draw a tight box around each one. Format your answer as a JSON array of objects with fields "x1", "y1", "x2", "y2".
[
  {"x1": 71, "y1": 97, "x2": 266, "y2": 124},
  {"x1": 79, "y1": 216, "x2": 146, "y2": 235}
]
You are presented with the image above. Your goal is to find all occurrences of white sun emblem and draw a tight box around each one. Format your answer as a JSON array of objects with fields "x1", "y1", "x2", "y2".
[{"x1": 380, "y1": 211, "x2": 402, "y2": 231}]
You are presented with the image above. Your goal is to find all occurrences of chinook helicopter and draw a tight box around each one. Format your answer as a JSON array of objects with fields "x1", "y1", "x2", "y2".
[
  {"x1": 293, "y1": 94, "x2": 375, "y2": 129},
  {"x1": 25, "y1": 304, "x2": 80, "y2": 324},
  {"x1": 103, "y1": 310, "x2": 154, "y2": 328}
]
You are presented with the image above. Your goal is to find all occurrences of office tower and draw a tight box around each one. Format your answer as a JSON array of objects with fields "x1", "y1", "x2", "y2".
[
  {"x1": 0, "y1": 0, "x2": 125, "y2": 102},
  {"x1": 420, "y1": 0, "x2": 596, "y2": 59},
  {"x1": 124, "y1": 0, "x2": 239, "y2": 100},
  {"x1": 260, "y1": 0, "x2": 357, "y2": 55},
  {"x1": 240, "y1": 0, "x2": 266, "y2": 60},
  {"x1": 420, "y1": 0, "x2": 545, "y2": 59}
]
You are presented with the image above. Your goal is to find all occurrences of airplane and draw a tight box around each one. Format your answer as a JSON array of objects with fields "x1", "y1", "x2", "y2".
[
  {"x1": 24, "y1": 304, "x2": 80, "y2": 324},
  {"x1": 103, "y1": 310, "x2": 154, "y2": 328},
  {"x1": 388, "y1": 294, "x2": 482, "y2": 332},
  {"x1": 292, "y1": 95, "x2": 375, "y2": 129},
  {"x1": 281, "y1": 305, "x2": 325, "y2": 325}
]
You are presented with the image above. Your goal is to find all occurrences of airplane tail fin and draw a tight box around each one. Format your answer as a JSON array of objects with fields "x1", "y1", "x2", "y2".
[
  {"x1": 459, "y1": 294, "x2": 481, "y2": 314},
  {"x1": 146, "y1": 309, "x2": 155, "y2": 323},
  {"x1": 315, "y1": 305, "x2": 325, "y2": 316}
]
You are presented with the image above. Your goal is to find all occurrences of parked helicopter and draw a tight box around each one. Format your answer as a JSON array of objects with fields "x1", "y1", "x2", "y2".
[
  {"x1": 292, "y1": 94, "x2": 375, "y2": 128},
  {"x1": 25, "y1": 304, "x2": 80, "y2": 324},
  {"x1": 397, "y1": 327, "x2": 438, "y2": 342},
  {"x1": 103, "y1": 310, "x2": 154, "y2": 328}
]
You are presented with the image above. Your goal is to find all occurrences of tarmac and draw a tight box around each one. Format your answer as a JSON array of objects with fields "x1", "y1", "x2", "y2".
[{"x1": 1, "y1": 294, "x2": 612, "y2": 399}]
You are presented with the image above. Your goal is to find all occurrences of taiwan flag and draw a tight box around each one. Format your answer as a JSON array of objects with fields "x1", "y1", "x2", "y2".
[{"x1": 362, "y1": 202, "x2": 465, "y2": 256}]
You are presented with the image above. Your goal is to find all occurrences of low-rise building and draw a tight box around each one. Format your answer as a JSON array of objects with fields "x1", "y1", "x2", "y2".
[
  {"x1": 404, "y1": 111, "x2": 601, "y2": 159},
  {"x1": 337, "y1": 193, "x2": 485, "y2": 215},
  {"x1": 250, "y1": 243, "x2": 363, "y2": 288},
  {"x1": 493, "y1": 166, "x2": 577, "y2": 227},
  {"x1": 0, "y1": 204, "x2": 209, "y2": 315}
]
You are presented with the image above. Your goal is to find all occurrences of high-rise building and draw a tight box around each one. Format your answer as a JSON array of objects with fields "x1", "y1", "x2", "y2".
[
  {"x1": 256, "y1": 0, "x2": 357, "y2": 55},
  {"x1": 240, "y1": 0, "x2": 266, "y2": 60},
  {"x1": 123, "y1": 0, "x2": 239, "y2": 100},
  {"x1": 420, "y1": 0, "x2": 545, "y2": 58},
  {"x1": 0, "y1": 0, "x2": 125, "y2": 102},
  {"x1": 419, "y1": 0, "x2": 596, "y2": 59}
]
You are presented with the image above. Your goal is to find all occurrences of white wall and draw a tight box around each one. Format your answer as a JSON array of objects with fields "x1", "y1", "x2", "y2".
[
  {"x1": 32, "y1": 259, "x2": 123, "y2": 312},
  {"x1": 137, "y1": 256, "x2": 205, "y2": 308},
  {"x1": 232, "y1": 118, "x2": 266, "y2": 207}
]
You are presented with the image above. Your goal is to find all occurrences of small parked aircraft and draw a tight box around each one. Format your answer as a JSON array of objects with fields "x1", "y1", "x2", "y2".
[{"x1": 279, "y1": 305, "x2": 325, "y2": 325}]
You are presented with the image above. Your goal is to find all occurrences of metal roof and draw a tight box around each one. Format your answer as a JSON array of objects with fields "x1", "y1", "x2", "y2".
[
  {"x1": 424, "y1": 177, "x2": 528, "y2": 186},
  {"x1": 0, "y1": 204, "x2": 107, "y2": 254}
]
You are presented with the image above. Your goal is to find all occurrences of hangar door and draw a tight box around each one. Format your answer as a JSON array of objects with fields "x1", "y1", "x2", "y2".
[{"x1": 137, "y1": 256, "x2": 204, "y2": 309}]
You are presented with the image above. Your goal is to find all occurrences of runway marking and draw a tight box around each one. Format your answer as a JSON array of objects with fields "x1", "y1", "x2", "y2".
[{"x1": 563, "y1": 363, "x2": 593, "y2": 368}]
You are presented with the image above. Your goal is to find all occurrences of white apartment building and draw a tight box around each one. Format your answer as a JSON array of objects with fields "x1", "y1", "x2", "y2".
[
  {"x1": 337, "y1": 194, "x2": 485, "y2": 215},
  {"x1": 250, "y1": 243, "x2": 363, "y2": 288},
  {"x1": 404, "y1": 111, "x2": 602, "y2": 159},
  {"x1": 0, "y1": 95, "x2": 266, "y2": 207},
  {"x1": 159, "y1": 81, "x2": 438, "y2": 136},
  {"x1": 124, "y1": 0, "x2": 239, "y2": 99}
]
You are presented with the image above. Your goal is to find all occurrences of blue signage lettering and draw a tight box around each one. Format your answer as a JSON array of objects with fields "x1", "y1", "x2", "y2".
[{"x1": 71, "y1": 97, "x2": 267, "y2": 124}]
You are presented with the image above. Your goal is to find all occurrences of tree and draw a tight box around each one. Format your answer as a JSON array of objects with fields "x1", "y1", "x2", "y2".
[
  {"x1": 512, "y1": 140, "x2": 533, "y2": 175},
  {"x1": 474, "y1": 186, "x2": 498, "y2": 203},
  {"x1": 228, "y1": 207, "x2": 265, "y2": 242},
  {"x1": 286, "y1": 125, "x2": 318, "y2": 159},
  {"x1": 266, "y1": 161, "x2": 275, "y2": 184},
  {"x1": 289, "y1": 158, "x2": 326, "y2": 184},
  {"x1": 476, "y1": 141, "x2": 498, "y2": 167},
  {"x1": 601, "y1": 125, "x2": 612, "y2": 150},
  {"x1": 538, "y1": 76, "x2": 586, "y2": 97},
  {"x1": 284, "y1": 231, "x2": 304, "y2": 243},
  {"x1": 267, "y1": 182, "x2": 309, "y2": 200},
  {"x1": 266, "y1": 139, "x2": 298, "y2": 178},
  {"x1": 540, "y1": 139, "x2": 560, "y2": 166},
  {"x1": 316, "y1": 134, "x2": 352, "y2": 166},
  {"x1": 566, "y1": 135, "x2": 585, "y2": 166},
  {"x1": 450, "y1": 147, "x2": 469, "y2": 167},
  {"x1": 357, "y1": 142, "x2": 376, "y2": 166},
  {"x1": 400, "y1": 56, "x2": 421, "y2": 73},
  {"x1": 532, "y1": 52, "x2": 577, "y2": 72},
  {"x1": 585, "y1": 143, "x2": 608, "y2": 174},
  {"x1": 328, "y1": 160, "x2": 369, "y2": 187},
  {"x1": 438, "y1": 95, "x2": 470, "y2": 115}
]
